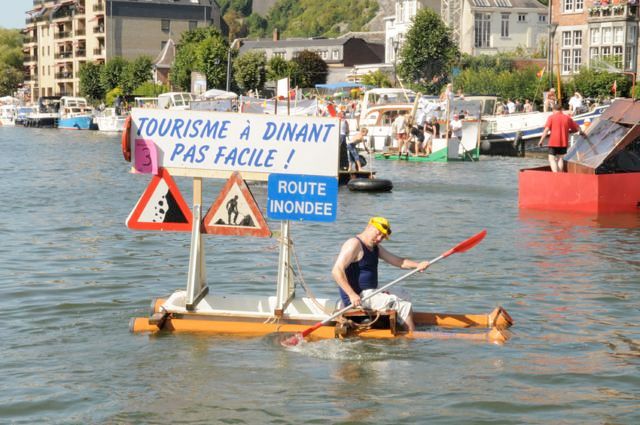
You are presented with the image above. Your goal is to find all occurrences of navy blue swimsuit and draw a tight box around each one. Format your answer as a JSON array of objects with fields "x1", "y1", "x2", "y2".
[{"x1": 339, "y1": 237, "x2": 379, "y2": 306}]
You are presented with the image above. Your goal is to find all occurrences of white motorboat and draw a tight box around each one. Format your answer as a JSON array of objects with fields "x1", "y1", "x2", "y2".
[
  {"x1": 157, "y1": 92, "x2": 197, "y2": 110},
  {"x1": 0, "y1": 104, "x2": 17, "y2": 126},
  {"x1": 95, "y1": 108, "x2": 127, "y2": 132}
]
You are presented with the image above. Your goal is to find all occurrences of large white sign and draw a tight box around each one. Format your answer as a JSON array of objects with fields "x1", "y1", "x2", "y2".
[{"x1": 130, "y1": 108, "x2": 339, "y2": 177}]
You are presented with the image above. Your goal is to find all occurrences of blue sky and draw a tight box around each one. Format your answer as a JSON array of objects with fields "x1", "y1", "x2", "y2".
[{"x1": 0, "y1": 0, "x2": 32, "y2": 29}]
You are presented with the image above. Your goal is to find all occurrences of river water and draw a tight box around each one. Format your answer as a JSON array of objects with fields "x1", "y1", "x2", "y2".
[{"x1": 1, "y1": 126, "x2": 639, "y2": 424}]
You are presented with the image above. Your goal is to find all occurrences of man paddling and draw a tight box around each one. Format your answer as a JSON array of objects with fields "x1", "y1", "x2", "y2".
[{"x1": 332, "y1": 217, "x2": 429, "y2": 332}]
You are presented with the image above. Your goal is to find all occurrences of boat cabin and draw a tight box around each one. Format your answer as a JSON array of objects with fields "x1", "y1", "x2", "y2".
[
  {"x1": 157, "y1": 92, "x2": 197, "y2": 110},
  {"x1": 360, "y1": 88, "x2": 416, "y2": 119},
  {"x1": 60, "y1": 96, "x2": 92, "y2": 117},
  {"x1": 519, "y1": 98, "x2": 640, "y2": 213},
  {"x1": 37, "y1": 96, "x2": 61, "y2": 114},
  {"x1": 134, "y1": 97, "x2": 159, "y2": 109}
]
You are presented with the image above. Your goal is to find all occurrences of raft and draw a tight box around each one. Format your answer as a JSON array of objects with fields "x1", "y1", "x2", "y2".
[{"x1": 129, "y1": 291, "x2": 513, "y2": 340}]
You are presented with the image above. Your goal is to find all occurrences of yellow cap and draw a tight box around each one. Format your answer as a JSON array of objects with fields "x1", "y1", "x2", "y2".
[{"x1": 369, "y1": 217, "x2": 392, "y2": 238}]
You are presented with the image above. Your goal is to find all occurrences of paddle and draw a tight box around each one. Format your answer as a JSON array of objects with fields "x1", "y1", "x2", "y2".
[{"x1": 281, "y1": 229, "x2": 488, "y2": 347}]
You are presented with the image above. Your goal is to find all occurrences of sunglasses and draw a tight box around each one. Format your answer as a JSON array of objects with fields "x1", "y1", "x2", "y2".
[{"x1": 374, "y1": 221, "x2": 392, "y2": 236}]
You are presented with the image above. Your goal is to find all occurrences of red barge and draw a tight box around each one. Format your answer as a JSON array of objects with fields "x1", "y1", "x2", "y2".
[{"x1": 519, "y1": 99, "x2": 640, "y2": 214}]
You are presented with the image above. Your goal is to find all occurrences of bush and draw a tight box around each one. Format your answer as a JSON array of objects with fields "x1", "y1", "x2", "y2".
[{"x1": 105, "y1": 87, "x2": 123, "y2": 106}]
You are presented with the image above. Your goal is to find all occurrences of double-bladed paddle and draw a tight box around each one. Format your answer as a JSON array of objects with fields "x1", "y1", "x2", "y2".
[{"x1": 281, "y1": 229, "x2": 488, "y2": 347}]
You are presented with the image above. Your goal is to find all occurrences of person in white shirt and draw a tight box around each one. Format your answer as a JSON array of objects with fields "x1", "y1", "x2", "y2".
[
  {"x1": 507, "y1": 99, "x2": 516, "y2": 114},
  {"x1": 450, "y1": 114, "x2": 463, "y2": 141},
  {"x1": 392, "y1": 111, "x2": 408, "y2": 156},
  {"x1": 568, "y1": 92, "x2": 584, "y2": 116}
]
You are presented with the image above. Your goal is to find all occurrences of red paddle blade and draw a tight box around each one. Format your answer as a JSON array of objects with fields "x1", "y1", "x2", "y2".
[{"x1": 442, "y1": 230, "x2": 487, "y2": 258}]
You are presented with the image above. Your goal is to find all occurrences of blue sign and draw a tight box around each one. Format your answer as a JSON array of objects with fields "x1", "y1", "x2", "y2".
[{"x1": 267, "y1": 174, "x2": 338, "y2": 222}]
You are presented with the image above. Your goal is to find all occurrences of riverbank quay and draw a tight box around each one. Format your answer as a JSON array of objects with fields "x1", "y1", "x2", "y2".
[{"x1": 1, "y1": 125, "x2": 639, "y2": 424}]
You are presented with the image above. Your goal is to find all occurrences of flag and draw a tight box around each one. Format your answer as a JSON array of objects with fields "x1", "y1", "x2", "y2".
[
  {"x1": 611, "y1": 80, "x2": 617, "y2": 95},
  {"x1": 536, "y1": 67, "x2": 546, "y2": 79}
]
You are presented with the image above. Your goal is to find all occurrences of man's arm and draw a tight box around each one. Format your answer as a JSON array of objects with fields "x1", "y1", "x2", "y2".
[
  {"x1": 332, "y1": 239, "x2": 363, "y2": 306},
  {"x1": 538, "y1": 126, "x2": 550, "y2": 146},
  {"x1": 378, "y1": 245, "x2": 430, "y2": 271},
  {"x1": 569, "y1": 119, "x2": 587, "y2": 137}
]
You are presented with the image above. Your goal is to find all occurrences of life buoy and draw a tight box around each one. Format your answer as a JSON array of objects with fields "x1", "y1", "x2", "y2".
[
  {"x1": 347, "y1": 178, "x2": 393, "y2": 192},
  {"x1": 121, "y1": 115, "x2": 132, "y2": 162}
]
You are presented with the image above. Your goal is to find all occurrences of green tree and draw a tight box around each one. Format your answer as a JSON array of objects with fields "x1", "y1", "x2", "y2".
[
  {"x1": 0, "y1": 63, "x2": 22, "y2": 96},
  {"x1": 398, "y1": 8, "x2": 459, "y2": 94},
  {"x1": 133, "y1": 81, "x2": 170, "y2": 97},
  {"x1": 259, "y1": 0, "x2": 378, "y2": 38},
  {"x1": 290, "y1": 50, "x2": 327, "y2": 88},
  {"x1": 459, "y1": 53, "x2": 513, "y2": 73},
  {"x1": 179, "y1": 26, "x2": 224, "y2": 45},
  {"x1": 78, "y1": 62, "x2": 105, "y2": 101},
  {"x1": 245, "y1": 13, "x2": 267, "y2": 38},
  {"x1": 233, "y1": 51, "x2": 267, "y2": 92},
  {"x1": 224, "y1": 9, "x2": 248, "y2": 41},
  {"x1": 454, "y1": 67, "x2": 542, "y2": 102},
  {"x1": 122, "y1": 56, "x2": 153, "y2": 94},
  {"x1": 227, "y1": 0, "x2": 252, "y2": 17},
  {"x1": 105, "y1": 87, "x2": 123, "y2": 106},
  {"x1": 171, "y1": 43, "x2": 198, "y2": 90},
  {"x1": 266, "y1": 55, "x2": 291, "y2": 81},
  {"x1": 0, "y1": 29, "x2": 23, "y2": 95},
  {"x1": 196, "y1": 35, "x2": 230, "y2": 89},
  {"x1": 571, "y1": 68, "x2": 630, "y2": 99},
  {"x1": 100, "y1": 57, "x2": 128, "y2": 92},
  {"x1": 171, "y1": 27, "x2": 229, "y2": 90},
  {"x1": 0, "y1": 28, "x2": 23, "y2": 69},
  {"x1": 361, "y1": 70, "x2": 392, "y2": 88}
]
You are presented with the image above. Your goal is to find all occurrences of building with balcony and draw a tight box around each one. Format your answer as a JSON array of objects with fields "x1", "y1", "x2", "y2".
[
  {"x1": 23, "y1": 0, "x2": 221, "y2": 102},
  {"x1": 383, "y1": 0, "x2": 548, "y2": 62},
  {"x1": 551, "y1": 0, "x2": 640, "y2": 79}
]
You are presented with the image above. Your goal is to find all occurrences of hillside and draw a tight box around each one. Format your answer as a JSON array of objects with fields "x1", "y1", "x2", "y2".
[{"x1": 222, "y1": 0, "x2": 386, "y2": 39}]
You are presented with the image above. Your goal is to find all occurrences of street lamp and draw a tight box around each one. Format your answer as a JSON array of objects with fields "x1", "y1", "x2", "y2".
[
  {"x1": 392, "y1": 37, "x2": 400, "y2": 88},
  {"x1": 226, "y1": 38, "x2": 243, "y2": 92}
]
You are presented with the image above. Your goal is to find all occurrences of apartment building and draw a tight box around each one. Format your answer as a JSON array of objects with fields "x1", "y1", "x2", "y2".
[
  {"x1": 551, "y1": 0, "x2": 639, "y2": 78},
  {"x1": 23, "y1": 0, "x2": 220, "y2": 101}
]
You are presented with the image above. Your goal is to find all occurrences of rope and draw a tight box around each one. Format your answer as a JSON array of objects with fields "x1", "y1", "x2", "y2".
[{"x1": 285, "y1": 237, "x2": 335, "y2": 316}]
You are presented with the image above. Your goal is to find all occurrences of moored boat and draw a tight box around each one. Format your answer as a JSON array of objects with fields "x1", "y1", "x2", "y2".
[
  {"x1": 0, "y1": 104, "x2": 17, "y2": 126},
  {"x1": 58, "y1": 96, "x2": 94, "y2": 130},
  {"x1": 157, "y1": 92, "x2": 197, "y2": 110},
  {"x1": 95, "y1": 107, "x2": 127, "y2": 132},
  {"x1": 481, "y1": 104, "x2": 610, "y2": 156},
  {"x1": 15, "y1": 106, "x2": 36, "y2": 126},
  {"x1": 24, "y1": 96, "x2": 60, "y2": 128}
]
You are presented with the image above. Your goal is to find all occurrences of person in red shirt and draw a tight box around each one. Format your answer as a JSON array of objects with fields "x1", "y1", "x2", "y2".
[{"x1": 538, "y1": 103, "x2": 587, "y2": 172}]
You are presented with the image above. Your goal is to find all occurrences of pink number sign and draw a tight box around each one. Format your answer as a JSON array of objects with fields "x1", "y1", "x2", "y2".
[{"x1": 134, "y1": 138, "x2": 158, "y2": 175}]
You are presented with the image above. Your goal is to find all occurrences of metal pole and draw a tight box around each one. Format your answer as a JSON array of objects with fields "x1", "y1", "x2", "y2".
[{"x1": 226, "y1": 48, "x2": 232, "y2": 92}]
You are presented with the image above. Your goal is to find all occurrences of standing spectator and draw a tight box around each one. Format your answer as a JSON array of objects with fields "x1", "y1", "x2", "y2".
[
  {"x1": 544, "y1": 88, "x2": 557, "y2": 112},
  {"x1": 347, "y1": 128, "x2": 369, "y2": 172},
  {"x1": 507, "y1": 99, "x2": 516, "y2": 114},
  {"x1": 538, "y1": 103, "x2": 587, "y2": 172},
  {"x1": 392, "y1": 111, "x2": 408, "y2": 156},
  {"x1": 450, "y1": 114, "x2": 463, "y2": 142},
  {"x1": 515, "y1": 99, "x2": 523, "y2": 113},
  {"x1": 339, "y1": 112, "x2": 350, "y2": 170},
  {"x1": 523, "y1": 99, "x2": 534, "y2": 113}
]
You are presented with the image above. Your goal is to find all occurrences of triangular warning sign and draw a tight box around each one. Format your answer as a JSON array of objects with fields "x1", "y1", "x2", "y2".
[
  {"x1": 126, "y1": 168, "x2": 193, "y2": 232},
  {"x1": 203, "y1": 172, "x2": 271, "y2": 238}
]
